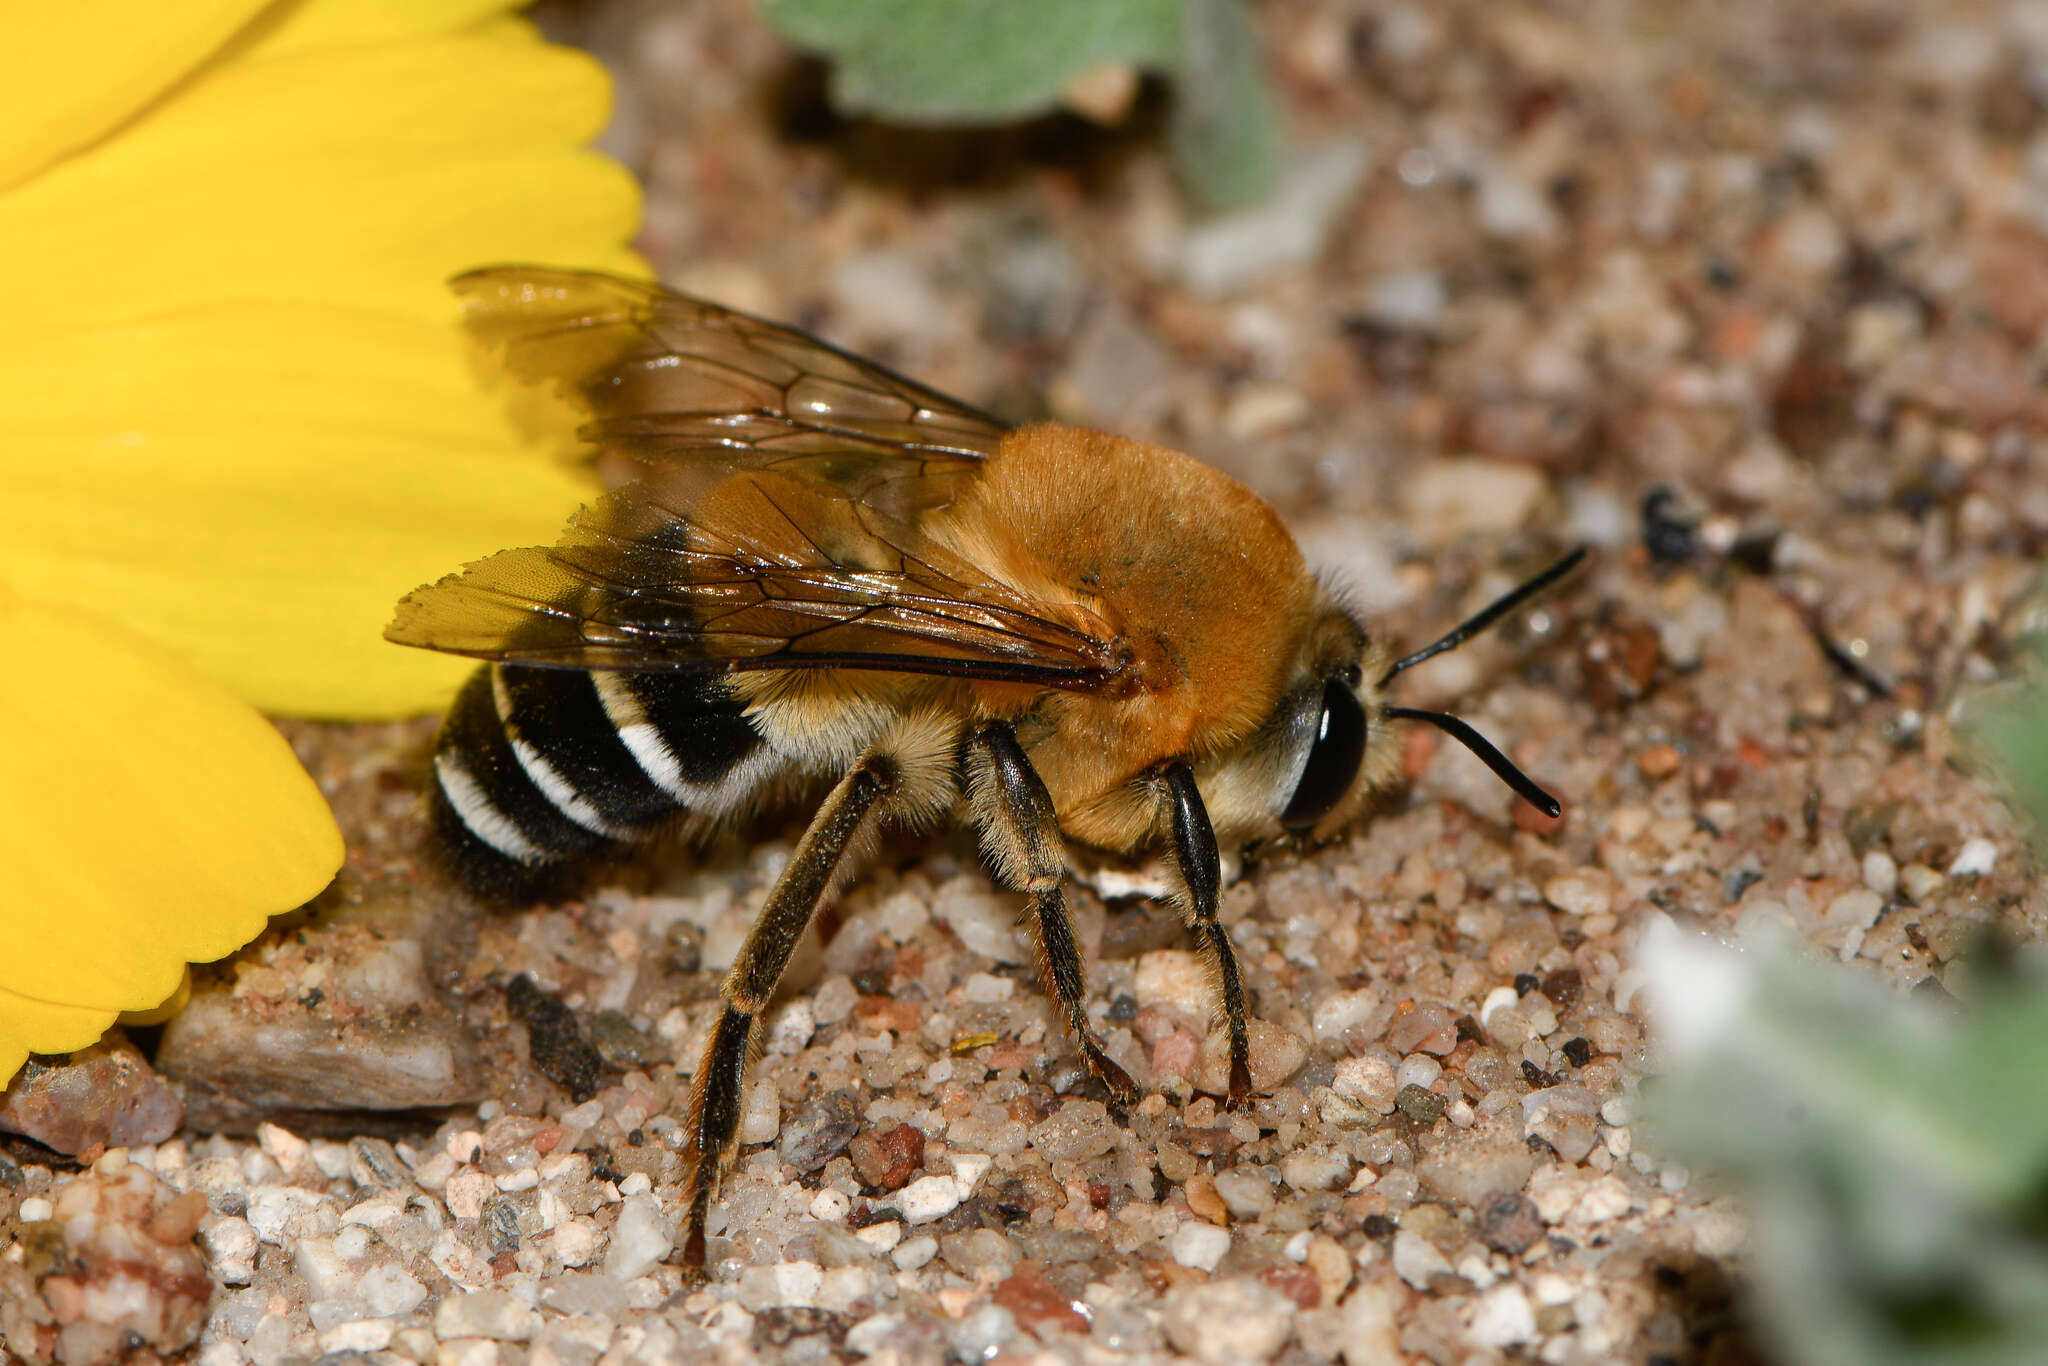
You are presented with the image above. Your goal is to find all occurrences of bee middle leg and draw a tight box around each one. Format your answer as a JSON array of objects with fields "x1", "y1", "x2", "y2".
[
  {"x1": 677, "y1": 745, "x2": 909, "y2": 1276},
  {"x1": 965, "y1": 722, "x2": 1137, "y2": 1104},
  {"x1": 1157, "y1": 762, "x2": 1253, "y2": 1110}
]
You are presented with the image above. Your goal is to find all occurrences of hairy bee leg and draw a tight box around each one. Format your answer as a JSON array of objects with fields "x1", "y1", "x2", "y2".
[
  {"x1": 1158, "y1": 763, "x2": 1254, "y2": 1111},
  {"x1": 678, "y1": 758, "x2": 893, "y2": 1277},
  {"x1": 966, "y1": 723, "x2": 1138, "y2": 1104}
]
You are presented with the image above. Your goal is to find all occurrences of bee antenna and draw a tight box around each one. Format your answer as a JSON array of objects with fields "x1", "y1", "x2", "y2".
[
  {"x1": 1382, "y1": 706, "x2": 1562, "y2": 817},
  {"x1": 1380, "y1": 547, "x2": 1588, "y2": 686}
]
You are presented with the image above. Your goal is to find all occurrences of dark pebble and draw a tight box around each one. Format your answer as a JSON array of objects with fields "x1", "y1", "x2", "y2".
[
  {"x1": 586, "y1": 1010, "x2": 665, "y2": 1070},
  {"x1": 778, "y1": 1088, "x2": 864, "y2": 1172},
  {"x1": 1107, "y1": 993, "x2": 1139, "y2": 1023},
  {"x1": 506, "y1": 975, "x2": 602, "y2": 1104},
  {"x1": 1394, "y1": 1084, "x2": 1447, "y2": 1123},
  {"x1": 754, "y1": 1307, "x2": 846, "y2": 1348},
  {"x1": 849, "y1": 1121, "x2": 925, "y2": 1191},
  {"x1": 1361, "y1": 1213, "x2": 1398, "y2": 1238},
  {"x1": 1540, "y1": 968, "x2": 1583, "y2": 1010},
  {"x1": 1721, "y1": 865, "x2": 1765, "y2": 904},
  {"x1": 1478, "y1": 1193, "x2": 1546, "y2": 1255},
  {"x1": 1641, "y1": 487, "x2": 1699, "y2": 564},
  {"x1": 1560, "y1": 1037, "x2": 1593, "y2": 1068},
  {"x1": 666, "y1": 922, "x2": 704, "y2": 974},
  {"x1": 1513, "y1": 973, "x2": 1541, "y2": 997},
  {"x1": 480, "y1": 1195, "x2": 522, "y2": 1255}
]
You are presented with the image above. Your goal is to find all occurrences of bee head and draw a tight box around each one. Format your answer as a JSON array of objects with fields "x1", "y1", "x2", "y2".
[{"x1": 1206, "y1": 549, "x2": 1584, "y2": 845}]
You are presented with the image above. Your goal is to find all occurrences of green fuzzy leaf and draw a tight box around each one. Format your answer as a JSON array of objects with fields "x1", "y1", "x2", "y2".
[
  {"x1": 759, "y1": 0, "x2": 1180, "y2": 123},
  {"x1": 1641, "y1": 926, "x2": 2048, "y2": 1366},
  {"x1": 757, "y1": 0, "x2": 1282, "y2": 209}
]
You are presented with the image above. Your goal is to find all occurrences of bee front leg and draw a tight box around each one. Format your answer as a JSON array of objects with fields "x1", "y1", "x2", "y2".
[
  {"x1": 966, "y1": 722, "x2": 1138, "y2": 1105},
  {"x1": 1156, "y1": 762, "x2": 1253, "y2": 1111},
  {"x1": 677, "y1": 754, "x2": 895, "y2": 1278}
]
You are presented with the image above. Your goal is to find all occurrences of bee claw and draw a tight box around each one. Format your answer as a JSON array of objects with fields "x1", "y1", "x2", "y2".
[{"x1": 1225, "y1": 1056, "x2": 1255, "y2": 1112}]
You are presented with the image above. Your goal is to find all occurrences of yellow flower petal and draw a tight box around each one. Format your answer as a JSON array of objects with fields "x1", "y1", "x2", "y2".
[
  {"x1": 0, "y1": 0, "x2": 267, "y2": 194},
  {"x1": 236, "y1": 0, "x2": 526, "y2": 59},
  {"x1": 0, "y1": 590, "x2": 342, "y2": 1085},
  {"x1": 0, "y1": 303, "x2": 599, "y2": 716},
  {"x1": 0, "y1": 4, "x2": 645, "y2": 718},
  {"x1": 2, "y1": 17, "x2": 642, "y2": 329}
]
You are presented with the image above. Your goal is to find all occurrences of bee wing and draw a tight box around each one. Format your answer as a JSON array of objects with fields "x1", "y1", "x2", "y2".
[
  {"x1": 387, "y1": 468, "x2": 1124, "y2": 687},
  {"x1": 454, "y1": 268, "x2": 1008, "y2": 512}
]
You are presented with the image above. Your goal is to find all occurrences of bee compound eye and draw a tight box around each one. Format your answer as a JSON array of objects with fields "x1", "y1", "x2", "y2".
[{"x1": 1281, "y1": 679, "x2": 1367, "y2": 835}]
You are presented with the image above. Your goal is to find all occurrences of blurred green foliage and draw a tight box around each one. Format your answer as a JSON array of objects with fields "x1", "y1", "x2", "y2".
[
  {"x1": 1643, "y1": 577, "x2": 2048, "y2": 1366},
  {"x1": 756, "y1": 0, "x2": 1282, "y2": 208}
]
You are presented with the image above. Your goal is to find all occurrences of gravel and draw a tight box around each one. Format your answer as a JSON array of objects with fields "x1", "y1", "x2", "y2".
[{"x1": 6, "y1": 1, "x2": 2048, "y2": 1363}]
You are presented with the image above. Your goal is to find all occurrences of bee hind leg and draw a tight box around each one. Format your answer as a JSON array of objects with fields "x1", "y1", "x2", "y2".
[
  {"x1": 676, "y1": 750, "x2": 902, "y2": 1278},
  {"x1": 1157, "y1": 763, "x2": 1253, "y2": 1111},
  {"x1": 965, "y1": 722, "x2": 1137, "y2": 1105}
]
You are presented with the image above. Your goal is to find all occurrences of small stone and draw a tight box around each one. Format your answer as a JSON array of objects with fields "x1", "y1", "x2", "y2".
[
  {"x1": 1418, "y1": 1122, "x2": 1537, "y2": 1208},
  {"x1": 1385, "y1": 1002, "x2": 1458, "y2": 1055},
  {"x1": 739, "y1": 1076, "x2": 780, "y2": 1146},
  {"x1": 1338, "y1": 1282, "x2": 1402, "y2": 1366},
  {"x1": 1900, "y1": 864, "x2": 1945, "y2": 902},
  {"x1": 1395, "y1": 1055, "x2": 1443, "y2": 1093},
  {"x1": 766, "y1": 1001, "x2": 817, "y2": 1055},
  {"x1": 320, "y1": 1319, "x2": 395, "y2": 1354},
  {"x1": 1476, "y1": 1193, "x2": 1546, "y2": 1255},
  {"x1": 778, "y1": 1089, "x2": 863, "y2": 1172},
  {"x1": 1161, "y1": 1276, "x2": 1295, "y2": 1364},
  {"x1": 200, "y1": 1216, "x2": 258, "y2": 1285},
  {"x1": 896, "y1": 1173, "x2": 963, "y2": 1224},
  {"x1": 0, "y1": 1036, "x2": 184, "y2": 1156},
  {"x1": 1169, "y1": 1220, "x2": 1233, "y2": 1272},
  {"x1": 1468, "y1": 1284, "x2": 1537, "y2": 1348},
  {"x1": 602, "y1": 1195, "x2": 670, "y2": 1282},
  {"x1": 1311, "y1": 988, "x2": 1390, "y2": 1053},
  {"x1": 1134, "y1": 949, "x2": 1213, "y2": 1021},
  {"x1": 849, "y1": 1122, "x2": 925, "y2": 1191},
  {"x1": 892, "y1": 1234, "x2": 938, "y2": 1270},
  {"x1": 1028, "y1": 1100, "x2": 1116, "y2": 1162},
  {"x1": 1391, "y1": 1229, "x2": 1455, "y2": 1289},
  {"x1": 991, "y1": 1273, "x2": 1089, "y2": 1335},
  {"x1": 1861, "y1": 850, "x2": 1900, "y2": 899},
  {"x1": 1540, "y1": 969, "x2": 1584, "y2": 1010},
  {"x1": 507, "y1": 975, "x2": 603, "y2": 1104},
  {"x1": 1395, "y1": 1085, "x2": 1447, "y2": 1123},
  {"x1": 1542, "y1": 874, "x2": 1612, "y2": 918},
  {"x1": 1948, "y1": 838, "x2": 1998, "y2": 877},
  {"x1": 1401, "y1": 458, "x2": 1546, "y2": 539},
  {"x1": 1280, "y1": 1147, "x2": 1352, "y2": 1192},
  {"x1": 360, "y1": 1262, "x2": 429, "y2": 1317},
  {"x1": 932, "y1": 877, "x2": 1026, "y2": 964},
  {"x1": 1195, "y1": 1019, "x2": 1309, "y2": 1097},
  {"x1": 1636, "y1": 744, "x2": 1682, "y2": 779},
  {"x1": 948, "y1": 1305, "x2": 1018, "y2": 1362},
  {"x1": 586, "y1": 1010, "x2": 663, "y2": 1070},
  {"x1": 435, "y1": 1290, "x2": 538, "y2": 1342},
  {"x1": 1330, "y1": 1057, "x2": 1398, "y2": 1112}
]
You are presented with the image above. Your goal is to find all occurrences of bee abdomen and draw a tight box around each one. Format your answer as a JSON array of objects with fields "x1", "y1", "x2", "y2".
[{"x1": 429, "y1": 664, "x2": 763, "y2": 900}]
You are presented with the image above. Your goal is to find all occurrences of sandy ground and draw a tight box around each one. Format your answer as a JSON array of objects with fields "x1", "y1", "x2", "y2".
[{"x1": 5, "y1": 2, "x2": 2048, "y2": 1363}]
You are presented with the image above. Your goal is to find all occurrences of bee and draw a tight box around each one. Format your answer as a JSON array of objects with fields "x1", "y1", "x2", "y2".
[{"x1": 387, "y1": 269, "x2": 1583, "y2": 1272}]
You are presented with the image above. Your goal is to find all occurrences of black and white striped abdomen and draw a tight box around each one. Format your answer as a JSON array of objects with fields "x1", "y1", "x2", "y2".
[{"x1": 429, "y1": 663, "x2": 767, "y2": 899}]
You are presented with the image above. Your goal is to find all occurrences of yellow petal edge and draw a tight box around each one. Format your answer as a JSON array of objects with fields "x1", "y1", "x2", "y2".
[{"x1": 0, "y1": 589, "x2": 343, "y2": 1085}]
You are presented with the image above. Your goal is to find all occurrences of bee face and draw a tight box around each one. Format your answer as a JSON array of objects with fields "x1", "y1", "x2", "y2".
[
  {"x1": 387, "y1": 268, "x2": 1579, "y2": 1274},
  {"x1": 1192, "y1": 603, "x2": 1401, "y2": 849}
]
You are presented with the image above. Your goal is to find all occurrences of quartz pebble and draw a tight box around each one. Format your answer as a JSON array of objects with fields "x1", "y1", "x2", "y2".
[
  {"x1": 602, "y1": 1196, "x2": 670, "y2": 1282},
  {"x1": 1168, "y1": 1220, "x2": 1233, "y2": 1272}
]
